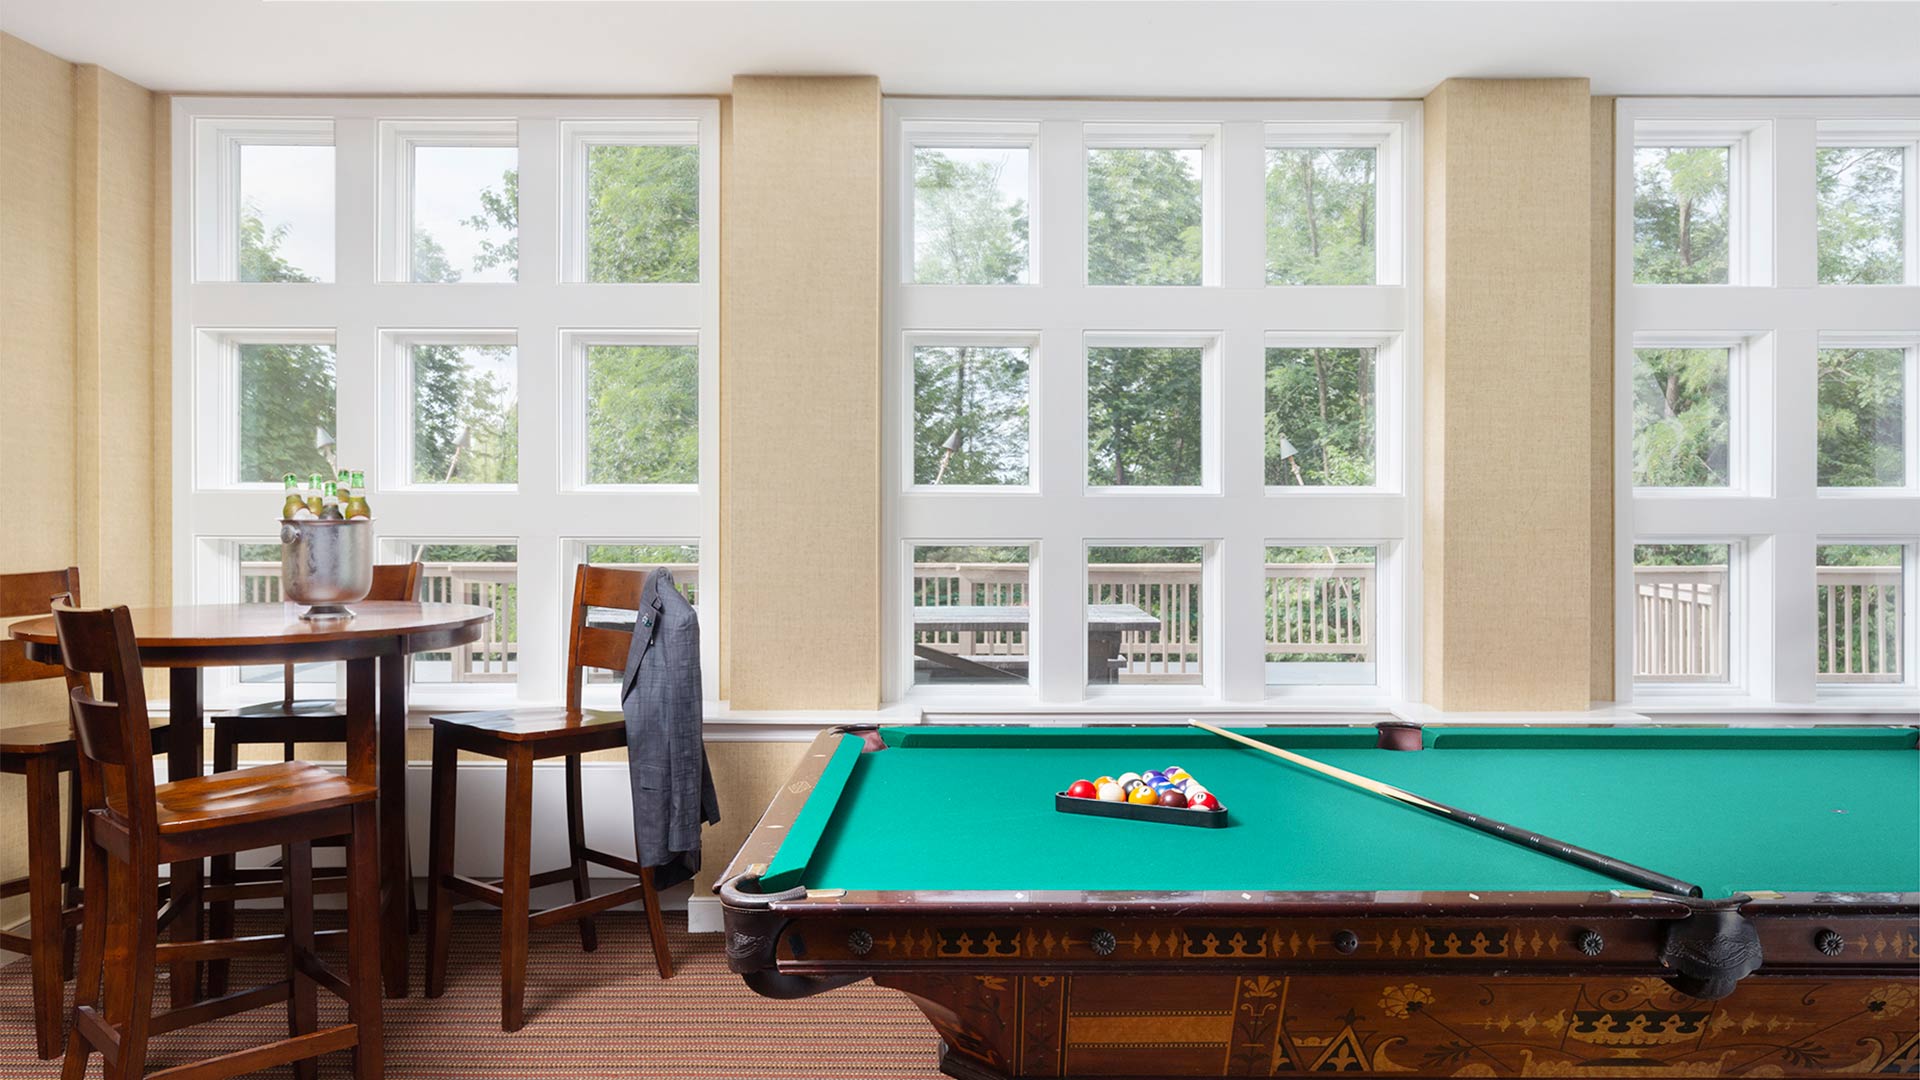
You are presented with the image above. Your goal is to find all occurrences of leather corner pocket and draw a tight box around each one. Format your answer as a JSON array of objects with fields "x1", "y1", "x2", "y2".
[{"x1": 632, "y1": 761, "x2": 669, "y2": 791}]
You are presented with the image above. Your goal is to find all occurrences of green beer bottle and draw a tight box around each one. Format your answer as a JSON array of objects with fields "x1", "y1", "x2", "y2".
[{"x1": 280, "y1": 473, "x2": 305, "y2": 519}]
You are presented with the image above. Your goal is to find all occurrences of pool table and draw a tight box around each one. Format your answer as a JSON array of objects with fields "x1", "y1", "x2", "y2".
[{"x1": 717, "y1": 723, "x2": 1920, "y2": 1079}]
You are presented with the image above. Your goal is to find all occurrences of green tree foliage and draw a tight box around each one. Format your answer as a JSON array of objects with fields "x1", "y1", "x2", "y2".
[
  {"x1": 236, "y1": 207, "x2": 337, "y2": 482},
  {"x1": 913, "y1": 346, "x2": 1029, "y2": 485},
  {"x1": 1632, "y1": 347, "x2": 1730, "y2": 487},
  {"x1": 1266, "y1": 149, "x2": 1375, "y2": 285},
  {"x1": 1633, "y1": 543, "x2": 1728, "y2": 569},
  {"x1": 587, "y1": 144, "x2": 699, "y2": 283},
  {"x1": 1086, "y1": 347, "x2": 1202, "y2": 486},
  {"x1": 1817, "y1": 347, "x2": 1906, "y2": 487},
  {"x1": 1817, "y1": 147, "x2": 1905, "y2": 285},
  {"x1": 912, "y1": 149, "x2": 1028, "y2": 284},
  {"x1": 1086, "y1": 148, "x2": 1202, "y2": 286},
  {"x1": 1265, "y1": 347, "x2": 1374, "y2": 485},
  {"x1": 1634, "y1": 147, "x2": 1730, "y2": 284},
  {"x1": 465, "y1": 166, "x2": 519, "y2": 280},
  {"x1": 411, "y1": 345, "x2": 517, "y2": 485},
  {"x1": 586, "y1": 345, "x2": 698, "y2": 484}
]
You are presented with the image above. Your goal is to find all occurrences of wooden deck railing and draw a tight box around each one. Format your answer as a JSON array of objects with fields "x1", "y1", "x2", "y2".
[
  {"x1": 1633, "y1": 565, "x2": 1728, "y2": 682},
  {"x1": 1817, "y1": 566, "x2": 1904, "y2": 683},
  {"x1": 240, "y1": 558, "x2": 1899, "y2": 686},
  {"x1": 914, "y1": 561, "x2": 1376, "y2": 681},
  {"x1": 241, "y1": 560, "x2": 697, "y2": 683}
]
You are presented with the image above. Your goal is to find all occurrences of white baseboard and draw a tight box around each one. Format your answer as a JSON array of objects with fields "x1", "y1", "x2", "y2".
[{"x1": 686, "y1": 894, "x2": 725, "y2": 934}]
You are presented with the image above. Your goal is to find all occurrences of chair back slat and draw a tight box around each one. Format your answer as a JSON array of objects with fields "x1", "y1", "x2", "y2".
[
  {"x1": 577, "y1": 565, "x2": 646, "y2": 612},
  {"x1": 564, "y1": 565, "x2": 651, "y2": 713},
  {"x1": 574, "y1": 626, "x2": 632, "y2": 675},
  {"x1": 372, "y1": 562, "x2": 423, "y2": 602},
  {"x1": 0, "y1": 567, "x2": 81, "y2": 685},
  {"x1": 0, "y1": 567, "x2": 79, "y2": 619},
  {"x1": 51, "y1": 602, "x2": 158, "y2": 843},
  {"x1": 67, "y1": 695, "x2": 128, "y2": 767}
]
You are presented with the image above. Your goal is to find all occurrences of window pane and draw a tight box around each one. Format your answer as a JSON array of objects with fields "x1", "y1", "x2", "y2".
[
  {"x1": 1818, "y1": 346, "x2": 1907, "y2": 487},
  {"x1": 1265, "y1": 347, "x2": 1376, "y2": 485},
  {"x1": 239, "y1": 342, "x2": 336, "y2": 484},
  {"x1": 1633, "y1": 543, "x2": 1730, "y2": 683},
  {"x1": 1265, "y1": 148, "x2": 1376, "y2": 285},
  {"x1": 585, "y1": 344, "x2": 697, "y2": 485},
  {"x1": 234, "y1": 542, "x2": 300, "y2": 684},
  {"x1": 1086, "y1": 347, "x2": 1203, "y2": 487},
  {"x1": 411, "y1": 145, "x2": 517, "y2": 283},
  {"x1": 1817, "y1": 147, "x2": 1907, "y2": 286},
  {"x1": 1088, "y1": 546, "x2": 1202, "y2": 686},
  {"x1": 411, "y1": 344, "x2": 517, "y2": 485},
  {"x1": 913, "y1": 345, "x2": 1030, "y2": 485},
  {"x1": 586, "y1": 144, "x2": 699, "y2": 283},
  {"x1": 1265, "y1": 546, "x2": 1376, "y2": 686},
  {"x1": 912, "y1": 545, "x2": 1030, "y2": 686},
  {"x1": 1633, "y1": 146, "x2": 1730, "y2": 284},
  {"x1": 913, "y1": 147, "x2": 1030, "y2": 284},
  {"x1": 1816, "y1": 545, "x2": 1906, "y2": 684},
  {"x1": 238, "y1": 144, "x2": 333, "y2": 282},
  {"x1": 409, "y1": 543, "x2": 518, "y2": 683},
  {"x1": 1632, "y1": 347, "x2": 1730, "y2": 487},
  {"x1": 1086, "y1": 147, "x2": 1202, "y2": 286}
]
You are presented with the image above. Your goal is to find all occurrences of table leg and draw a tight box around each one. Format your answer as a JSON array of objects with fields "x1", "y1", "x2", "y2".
[
  {"x1": 378, "y1": 653, "x2": 410, "y2": 998},
  {"x1": 1087, "y1": 630, "x2": 1124, "y2": 684},
  {"x1": 166, "y1": 667, "x2": 205, "y2": 1006}
]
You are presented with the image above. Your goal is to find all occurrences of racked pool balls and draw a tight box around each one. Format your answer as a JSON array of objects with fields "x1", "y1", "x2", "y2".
[
  {"x1": 1188, "y1": 791, "x2": 1220, "y2": 811},
  {"x1": 1127, "y1": 784, "x2": 1159, "y2": 805},
  {"x1": 1097, "y1": 781, "x2": 1126, "y2": 802},
  {"x1": 1067, "y1": 779, "x2": 1097, "y2": 799},
  {"x1": 1157, "y1": 790, "x2": 1188, "y2": 808}
]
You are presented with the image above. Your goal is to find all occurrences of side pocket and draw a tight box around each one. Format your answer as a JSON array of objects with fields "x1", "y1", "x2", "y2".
[{"x1": 632, "y1": 761, "x2": 669, "y2": 791}]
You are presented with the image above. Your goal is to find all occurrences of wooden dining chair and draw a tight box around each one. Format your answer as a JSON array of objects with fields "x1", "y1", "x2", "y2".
[
  {"x1": 0, "y1": 568, "x2": 170, "y2": 1059},
  {"x1": 425, "y1": 563, "x2": 674, "y2": 1032},
  {"x1": 206, "y1": 561, "x2": 422, "y2": 995},
  {"x1": 52, "y1": 600, "x2": 384, "y2": 1080}
]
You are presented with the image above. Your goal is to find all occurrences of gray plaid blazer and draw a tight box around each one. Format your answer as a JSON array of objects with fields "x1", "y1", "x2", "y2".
[{"x1": 621, "y1": 567, "x2": 719, "y2": 890}]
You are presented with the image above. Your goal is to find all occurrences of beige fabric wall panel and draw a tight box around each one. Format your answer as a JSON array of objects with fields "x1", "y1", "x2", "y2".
[
  {"x1": 724, "y1": 76, "x2": 882, "y2": 710},
  {"x1": 74, "y1": 64, "x2": 159, "y2": 611},
  {"x1": 1589, "y1": 97, "x2": 1615, "y2": 702},
  {"x1": 0, "y1": 33, "x2": 80, "y2": 928},
  {"x1": 695, "y1": 739, "x2": 809, "y2": 892},
  {"x1": 0, "y1": 35, "x2": 78, "y2": 577},
  {"x1": 1422, "y1": 78, "x2": 1594, "y2": 711}
]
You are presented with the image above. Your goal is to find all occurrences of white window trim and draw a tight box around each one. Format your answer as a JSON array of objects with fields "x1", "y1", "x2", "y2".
[
  {"x1": 173, "y1": 97, "x2": 720, "y2": 711},
  {"x1": 557, "y1": 120, "x2": 701, "y2": 284},
  {"x1": 191, "y1": 117, "x2": 335, "y2": 283},
  {"x1": 884, "y1": 98, "x2": 1422, "y2": 710},
  {"x1": 1615, "y1": 97, "x2": 1920, "y2": 709}
]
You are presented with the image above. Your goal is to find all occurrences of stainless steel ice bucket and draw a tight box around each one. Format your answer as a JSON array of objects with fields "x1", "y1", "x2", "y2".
[{"x1": 279, "y1": 518, "x2": 373, "y2": 619}]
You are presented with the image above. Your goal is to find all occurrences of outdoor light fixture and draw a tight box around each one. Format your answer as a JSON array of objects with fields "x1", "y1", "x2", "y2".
[{"x1": 933, "y1": 428, "x2": 963, "y2": 483}]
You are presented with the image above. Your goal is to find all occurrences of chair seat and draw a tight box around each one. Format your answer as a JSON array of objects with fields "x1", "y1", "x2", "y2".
[
  {"x1": 222, "y1": 698, "x2": 349, "y2": 720},
  {"x1": 2, "y1": 716, "x2": 167, "y2": 760},
  {"x1": 108, "y1": 762, "x2": 375, "y2": 835},
  {"x1": 429, "y1": 707, "x2": 624, "y2": 742}
]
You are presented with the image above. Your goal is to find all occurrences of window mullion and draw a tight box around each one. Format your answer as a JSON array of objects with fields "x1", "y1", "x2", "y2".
[{"x1": 1773, "y1": 117, "x2": 1819, "y2": 290}]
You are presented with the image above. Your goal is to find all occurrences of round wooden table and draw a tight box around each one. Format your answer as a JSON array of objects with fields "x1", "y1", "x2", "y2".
[{"x1": 10, "y1": 601, "x2": 492, "y2": 1002}]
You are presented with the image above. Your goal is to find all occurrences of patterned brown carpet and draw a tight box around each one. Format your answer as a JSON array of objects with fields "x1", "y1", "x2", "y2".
[{"x1": 0, "y1": 913, "x2": 943, "y2": 1079}]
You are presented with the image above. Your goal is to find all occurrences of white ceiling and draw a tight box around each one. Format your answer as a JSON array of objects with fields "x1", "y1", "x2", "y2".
[{"x1": 5, "y1": 1, "x2": 1918, "y2": 100}]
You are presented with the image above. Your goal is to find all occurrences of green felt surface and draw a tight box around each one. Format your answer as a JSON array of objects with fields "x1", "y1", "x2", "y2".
[{"x1": 762, "y1": 726, "x2": 1920, "y2": 898}]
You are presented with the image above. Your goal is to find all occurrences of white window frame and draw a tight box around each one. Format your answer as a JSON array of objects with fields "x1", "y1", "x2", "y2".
[
  {"x1": 174, "y1": 97, "x2": 720, "y2": 710},
  {"x1": 192, "y1": 327, "x2": 337, "y2": 491},
  {"x1": 377, "y1": 118, "x2": 519, "y2": 284},
  {"x1": 900, "y1": 331, "x2": 1040, "y2": 494},
  {"x1": 191, "y1": 117, "x2": 335, "y2": 283},
  {"x1": 557, "y1": 120, "x2": 701, "y2": 284},
  {"x1": 884, "y1": 99, "x2": 1421, "y2": 710},
  {"x1": 1616, "y1": 98, "x2": 1920, "y2": 710},
  {"x1": 1813, "y1": 120, "x2": 1920, "y2": 288},
  {"x1": 382, "y1": 329, "x2": 520, "y2": 492}
]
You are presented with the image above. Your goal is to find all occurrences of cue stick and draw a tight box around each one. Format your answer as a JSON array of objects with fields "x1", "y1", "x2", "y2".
[{"x1": 1189, "y1": 720, "x2": 1703, "y2": 898}]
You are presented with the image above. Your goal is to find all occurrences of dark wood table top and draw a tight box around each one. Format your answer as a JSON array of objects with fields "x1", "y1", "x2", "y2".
[{"x1": 9, "y1": 602, "x2": 493, "y2": 665}]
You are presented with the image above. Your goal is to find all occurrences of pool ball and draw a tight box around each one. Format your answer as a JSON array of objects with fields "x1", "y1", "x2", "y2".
[
  {"x1": 1157, "y1": 790, "x2": 1188, "y2": 808},
  {"x1": 1067, "y1": 779, "x2": 1097, "y2": 799},
  {"x1": 1127, "y1": 785, "x2": 1159, "y2": 805},
  {"x1": 1094, "y1": 775, "x2": 1115, "y2": 787},
  {"x1": 1188, "y1": 792, "x2": 1219, "y2": 810},
  {"x1": 1097, "y1": 781, "x2": 1125, "y2": 802},
  {"x1": 1117, "y1": 771, "x2": 1143, "y2": 789}
]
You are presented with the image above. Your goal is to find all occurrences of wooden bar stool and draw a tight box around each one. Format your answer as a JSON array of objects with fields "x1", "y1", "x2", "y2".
[
  {"x1": 425, "y1": 564, "x2": 673, "y2": 1032},
  {"x1": 52, "y1": 601, "x2": 384, "y2": 1080},
  {"x1": 206, "y1": 562, "x2": 422, "y2": 995},
  {"x1": 1, "y1": 568, "x2": 171, "y2": 1059}
]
